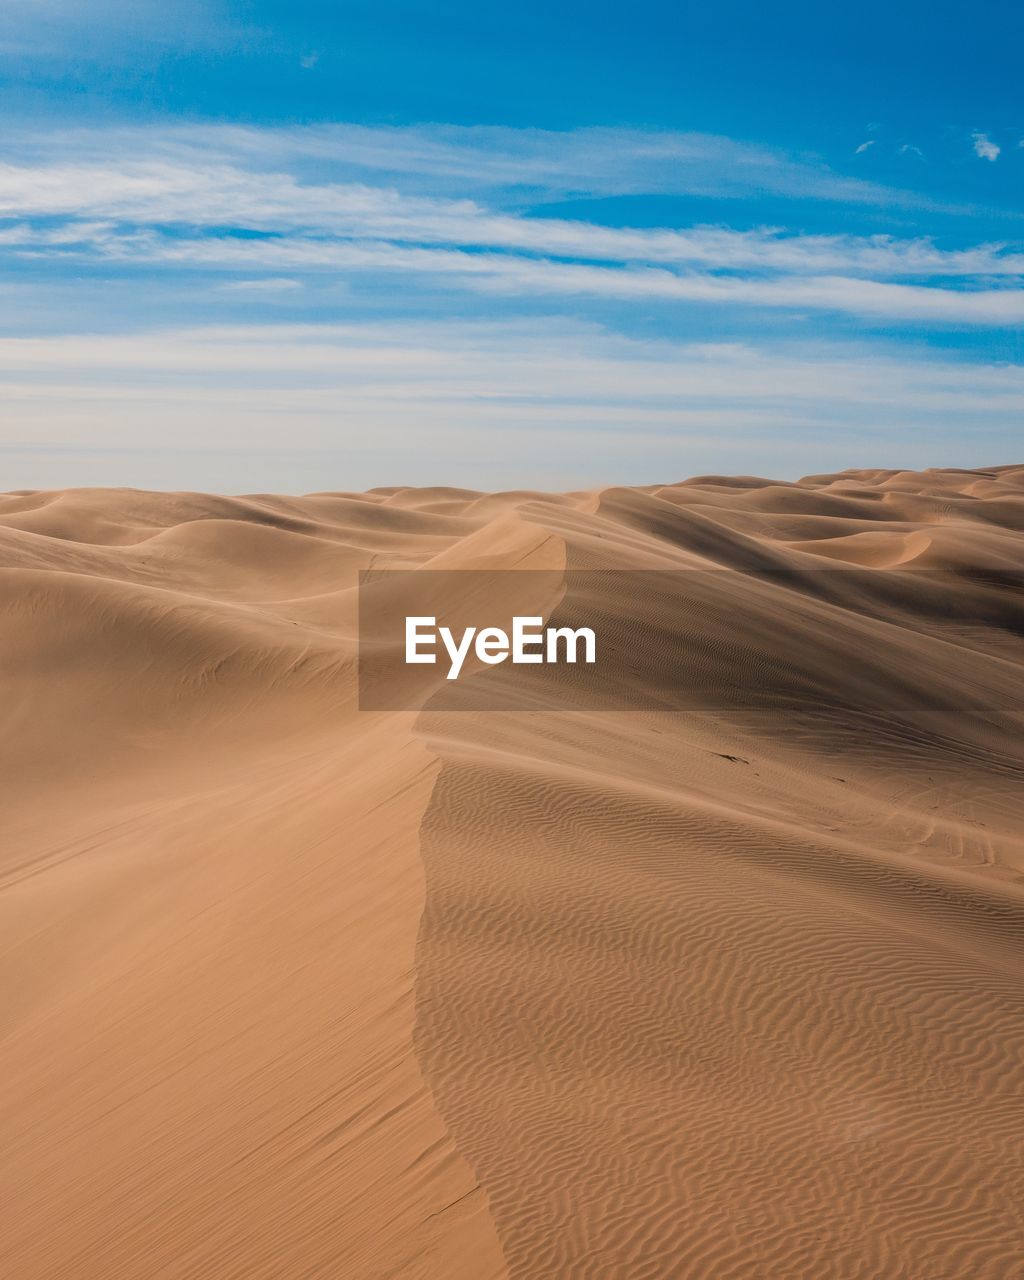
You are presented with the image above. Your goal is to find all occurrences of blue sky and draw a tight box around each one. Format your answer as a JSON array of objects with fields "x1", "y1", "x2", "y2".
[{"x1": 0, "y1": 0, "x2": 1021, "y2": 490}]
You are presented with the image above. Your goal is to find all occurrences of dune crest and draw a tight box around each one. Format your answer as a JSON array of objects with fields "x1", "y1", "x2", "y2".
[{"x1": 1, "y1": 466, "x2": 1022, "y2": 1278}]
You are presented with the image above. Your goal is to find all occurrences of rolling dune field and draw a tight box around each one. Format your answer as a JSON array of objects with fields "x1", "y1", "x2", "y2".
[{"x1": 1, "y1": 465, "x2": 1023, "y2": 1278}]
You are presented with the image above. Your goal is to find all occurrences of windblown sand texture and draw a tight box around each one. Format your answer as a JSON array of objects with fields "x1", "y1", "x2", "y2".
[{"x1": 1, "y1": 465, "x2": 1023, "y2": 1279}]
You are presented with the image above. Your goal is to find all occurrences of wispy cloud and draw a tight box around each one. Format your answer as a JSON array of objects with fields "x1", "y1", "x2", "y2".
[
  {"x1": 49, "y1": 231, "x2": 1016, "y2": 326},
  {"x1": 0, "y1": 321, "x2": 1019, "y2": 490},
  {"x1": 0, "y1": 122, "x2": 1022, "y2": 490},
  {"x1": 3, "y1": 123, "x2": 946, "y2": 210},
  {"x1": 854, "y1": 141, "x2": 875, "y2": 155},
  {"x1": 0, "y1": 161, "x2": 1018, "y2": 277},
  {"x1": 1, "y1": 126, "x2": 1023, "y2": 331},
  {"x1": 973, "y1": 132, "x2": 1001, "y2": 162},
  {"x1": 217, "y1": 277, "x2": 303, "y2": 292}
]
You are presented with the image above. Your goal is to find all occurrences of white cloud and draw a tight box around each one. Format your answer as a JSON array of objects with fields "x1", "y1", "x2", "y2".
[
  {"x1": 217, "y1": 278, "x2": 303, "y2": 292},
  {"x1": 0, "y1": 321, "x2": 1019, "y2": 490},
  {"x1": 0, "y1": 128, "x2": 1016, "y2": 488},
  {"x1": 854, "y1": 141, "x2": 874, "y2": 154},
  {"x1": 0, "y1": 129, "x2": 1023, "y2": 332},
  {"x1": 0, "y1": 164, "x2": 1013, "y2": 277},
  {"x1": 973, "y1": 132, "x2": 1001, "y2": 162},
  {"x1": 81, "y1": 232, "x2": 1021, "y2": 325},
  {"x1": 5, "y1": 214, "x2": 1019, "y2": 326},
  {"x1": 0, "y1": 128, "x2": 1004, "y2": 286},
  {"x1": 4, "y1": 122, "x2": 943, "y2": 210},
  {"x1": 0, "y1": 113, "x2": 1020, "y2": 452}
]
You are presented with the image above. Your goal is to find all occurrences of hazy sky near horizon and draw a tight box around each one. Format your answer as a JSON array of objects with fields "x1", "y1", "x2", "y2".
[{"x1": 1, "y1": 0, "x2": 1022, "y2": 490}]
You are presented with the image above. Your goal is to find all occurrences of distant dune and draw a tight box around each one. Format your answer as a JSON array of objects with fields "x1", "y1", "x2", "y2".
[{"x1": 1, "y1": 465, "x2": 1023, "y2": 1279}]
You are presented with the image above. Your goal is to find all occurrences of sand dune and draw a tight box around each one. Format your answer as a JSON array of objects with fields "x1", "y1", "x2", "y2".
[{"x1": 1, "y1": 466, "x2": 1022, "y2": 1278}]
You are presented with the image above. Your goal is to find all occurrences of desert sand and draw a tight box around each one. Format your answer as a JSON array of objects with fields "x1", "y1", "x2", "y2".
[{"x1": 1, "y1": 465, "x2": 1023, "y2": 1278}]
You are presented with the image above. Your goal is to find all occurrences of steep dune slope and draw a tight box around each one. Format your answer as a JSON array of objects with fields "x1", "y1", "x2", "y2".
[
  {"x1": 414, "y1": 466, "x2": 1024, "y2": 1278},
  {"x1": 1, "y1": 466, "x2": 1022, "y2": 1279},
  {"x1": 0, "y1": 488, "x2": 517, "y2": 1280}
]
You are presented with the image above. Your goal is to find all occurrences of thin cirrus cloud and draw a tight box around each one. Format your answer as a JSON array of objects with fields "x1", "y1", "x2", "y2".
[
  {"x1": 0, "y1": 322, "x2": 1020, "y2": 491},
  {"x1": 1, "y1": 178, "x2": 1019, "y2": 278},
  {"x1": 0, "y1": 122, "x2": 954, "y2": 208},
  {"x1": 217, "y1": 278, "x2": 303, "y2": 293},
  {"x1": 1, "y1": 125, "x2": 1024, "y2": 328},
  {"x1": 1, "y1": 122, "x2": 1022, "y2": 487},
  {"x1": 972, "y1": 132, "x2": 1001, "y2": 162},
  {"x1": 77, "y1": 234, "x2": 1024, "y2": 326}
]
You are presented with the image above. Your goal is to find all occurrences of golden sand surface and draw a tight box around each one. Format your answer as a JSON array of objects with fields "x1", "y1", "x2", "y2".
[{"x1": 1, "y1": 466, "x2": 1022, "y2": 1278}]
